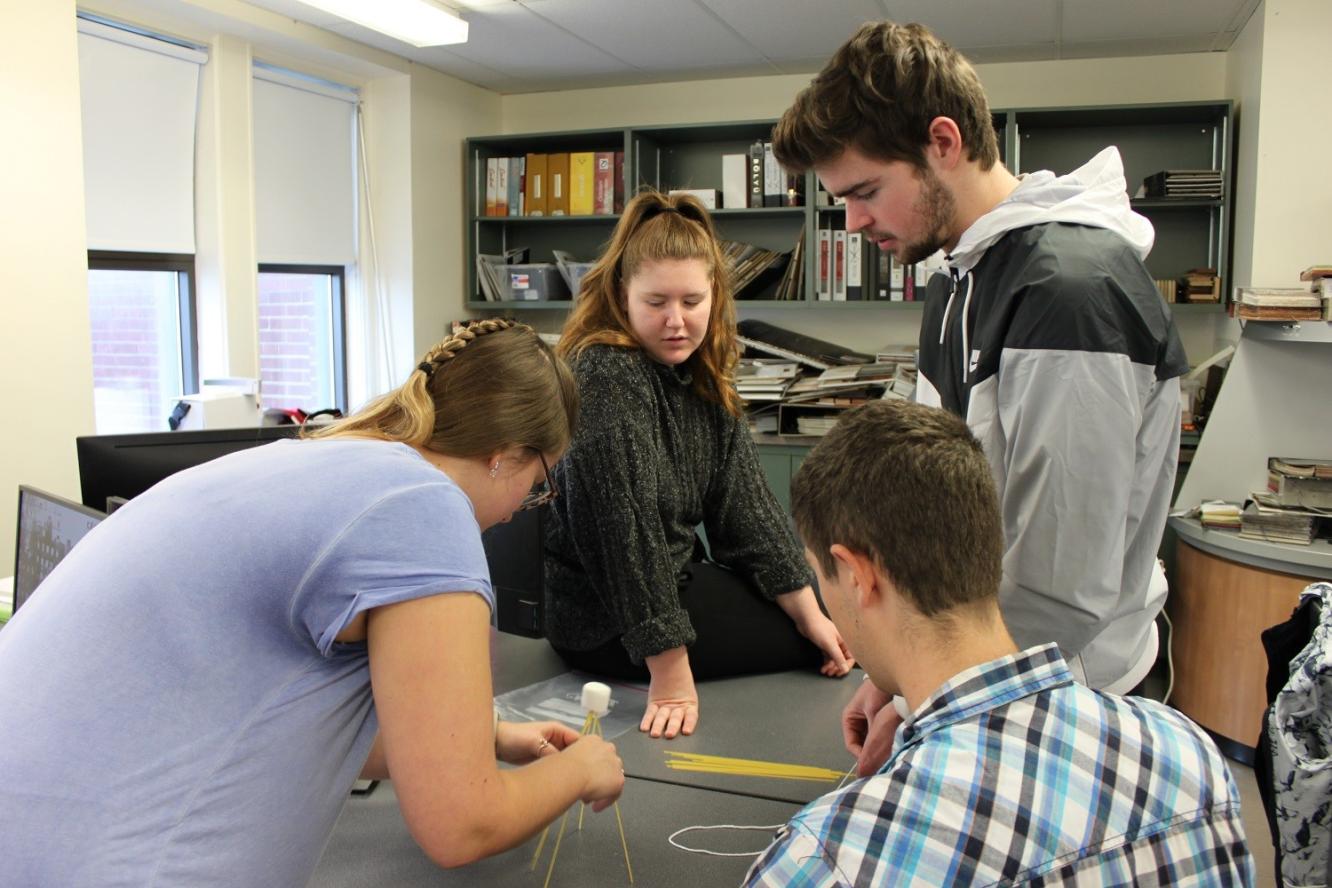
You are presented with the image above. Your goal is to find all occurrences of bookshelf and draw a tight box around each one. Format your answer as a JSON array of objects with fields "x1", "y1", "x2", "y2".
[{"x1": 464, "y1": 101, "x2": 1233, "y2": 314}]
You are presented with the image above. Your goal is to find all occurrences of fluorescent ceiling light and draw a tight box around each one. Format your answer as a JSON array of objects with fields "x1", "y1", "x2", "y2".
[{"x1": 292, "y1": 0, "x2": 469, "y2": 47}]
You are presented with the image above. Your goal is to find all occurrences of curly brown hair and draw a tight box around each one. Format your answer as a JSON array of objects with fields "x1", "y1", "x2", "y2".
[{"x1": 773, "y1": 20, "x2": 999, "y2": 174}]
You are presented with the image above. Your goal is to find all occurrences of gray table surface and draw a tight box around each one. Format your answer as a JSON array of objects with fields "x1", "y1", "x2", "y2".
[
  {"x1": 491, "y1": 632, "x2": 863, "y2": 805},
  {"x1": 311, "y1": 778, "x2": 799, "y2": 888},
  {"x1": 309, "y1": 632, "x2": 859, "y2": 886}
]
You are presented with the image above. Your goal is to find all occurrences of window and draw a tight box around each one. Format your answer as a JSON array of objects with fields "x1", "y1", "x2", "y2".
[
  {"x1": 87, "y1": 252, "x2": 198, "y2": 434},
  {"x1": 256, "y1": 265, "x2": 346, "y2": 413}
]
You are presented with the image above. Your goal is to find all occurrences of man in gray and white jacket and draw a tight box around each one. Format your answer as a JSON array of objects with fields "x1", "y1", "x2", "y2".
[{"x1": 774, "y1": 19, "x2": 1187, "y2": 774}]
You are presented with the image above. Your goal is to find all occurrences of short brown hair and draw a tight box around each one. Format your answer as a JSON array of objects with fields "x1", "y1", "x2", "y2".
[
  {"x1": 558, "y1": 190, "x2": 743, "y2": 417},
  {"x1": 773, "y1": 21, "x2": 999, "y2": 174},
  {"x1": 309, "y1": 318, "x2": 579, "y2": 459},
  {"x1": 790, "y1": 400, "x2": 1002, "y2": 617}
]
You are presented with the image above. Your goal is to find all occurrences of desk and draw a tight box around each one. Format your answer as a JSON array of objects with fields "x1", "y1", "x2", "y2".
[
  {"x1": 1168, "y1": 517, "x2": 1332, "y2": 761},
  {"x1": 311, "y1": 632, "x2": 859, "y2": 887}
]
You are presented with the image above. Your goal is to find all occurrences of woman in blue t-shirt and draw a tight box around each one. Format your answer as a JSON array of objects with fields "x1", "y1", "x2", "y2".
[{"x1": 0, "y1": 319, "x2": 624, "y2": 887}]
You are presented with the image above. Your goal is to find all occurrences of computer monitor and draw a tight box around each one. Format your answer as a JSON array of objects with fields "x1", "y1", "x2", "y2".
[
  {"x1": 482, "y1": 507, "x2": 545, "y2": 638},
  {"x1": 75, "y1": 426, "x2": 302, "y2": 511},
  {"x1": 13, "y1": 485, "x2": 105, "y2": 615}
]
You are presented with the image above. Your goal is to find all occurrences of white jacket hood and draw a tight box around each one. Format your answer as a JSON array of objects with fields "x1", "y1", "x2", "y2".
[{"x1": 947, "y1": 146, "x2": 1155, "y2": 274}]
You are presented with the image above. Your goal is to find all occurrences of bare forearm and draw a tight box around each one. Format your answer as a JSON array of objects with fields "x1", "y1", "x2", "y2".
[{"x1": 433, "y1": 756, "x2": 595, "y2": 866}]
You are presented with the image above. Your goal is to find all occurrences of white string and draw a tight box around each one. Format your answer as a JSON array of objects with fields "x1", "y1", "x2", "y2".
[{"x1": 667, "y1": 824, "x2": 784, "y2": 858}]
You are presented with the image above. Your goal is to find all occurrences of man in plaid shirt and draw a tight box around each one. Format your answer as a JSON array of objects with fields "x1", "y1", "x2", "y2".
[{"x1": 744, "y1": 401, "x2": 1253, "y2": 886}]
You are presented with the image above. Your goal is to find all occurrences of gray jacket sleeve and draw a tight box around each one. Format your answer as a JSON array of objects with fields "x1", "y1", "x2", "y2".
[
  {"x1": 556, "y1": 354, "x2": 694, "y2": 662},
  {"x1": 703, "y1": 411, "x2": 814, "y2": 599},
  {"x1": 990, "y1": 344, "x2": 1145, "y2": 660}
]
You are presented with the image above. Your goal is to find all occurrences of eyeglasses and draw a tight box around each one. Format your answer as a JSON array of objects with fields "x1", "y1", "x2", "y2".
[{"x1": 519, "y1": 450, "x2": 559, "y2": 511}]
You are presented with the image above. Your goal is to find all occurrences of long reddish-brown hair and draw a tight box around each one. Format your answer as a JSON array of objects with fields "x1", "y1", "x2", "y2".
[{"x1": 557, "y1": 190, "x2": 742, "y2": 417}]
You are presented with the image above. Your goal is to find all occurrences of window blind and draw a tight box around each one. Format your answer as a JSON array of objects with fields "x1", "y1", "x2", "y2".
[
  {"x1": 252, "y1": 66, "x2": 357, "y2": 266},
  {"x1": 77, "y1": 18, "x2": 205, "y2": 254}
]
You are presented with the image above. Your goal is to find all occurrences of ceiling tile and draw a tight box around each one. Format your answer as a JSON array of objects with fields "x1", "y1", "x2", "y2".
[
  {"x1": 521, "y1": 0, "x2": 768, "y2": 70},
  {"x1": 702, "y1": 0, "x2": 884, "y2": 58},
  {"x1": 1062, "y1": 0, "x2": 1243, "y2": 41},
  {"x1": 879, "y1": 0, "x2": 1058, "y2": 48}
]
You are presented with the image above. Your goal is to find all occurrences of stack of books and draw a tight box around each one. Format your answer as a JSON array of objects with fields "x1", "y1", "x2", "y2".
[
  {"x1": 1232, "y1": 287, "x2": 1324, "y2": 321},
  {"x1": 1267, "y1": 458, "x2": 1332, "y2": 509},
  {"x1": 1142, "y1": 169, "x2": 1224, "y2": 199},
  {"x1": 722, "y1": 240, "x2": 789, "y2": 300},
  {"x1": 735, "y1": 360, "x2": 802, "y2": 404},
  {"x1": 1300, "y1": 265, "x2": 1332, "y2": 319},
  {"x1": 1198, "y1": 501, "x2": 1242, "y2": 530},
  {"x1": 1239, "y1": 500, "x2": 1319, "y2": 546},
  {"x1": 1180, "y1": 268, "x2": 1221, "y2": 302}
]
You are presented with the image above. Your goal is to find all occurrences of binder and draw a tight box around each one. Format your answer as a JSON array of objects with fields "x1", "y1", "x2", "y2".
[
  {"x1": 748, "y1": 140, "x2": 764, "y2": 208},
  {"x1": 506, "y1": 157, "x2": 522, "y2": 218},
  {"x1": 833, "y1": 230, "x2": 847, "y2": 301},
  {"x1": 722, "y1": 154, "x2": 746, "y2": 209},
  {"x1": 569, "y1": 152, "x2": 595, "y2": 215},
  {"x1": 613, "y1": 151, "x2": 625, "y2": 213},
  {"x1": 485, "y1": 157, "x2": 498, "y2": 216},
  {"x1": 763, "y1": 142, "x2": 783, "y2": 208},
  {"x1": 594, "y1": 152, "x2": 615, "y2": 215},
  {"x1": 846, "y1": 232, "x2": 863, "y2": 300},
  {"x1": 548, "y1": 153, "x2": 570, "y2": 216},
  {"x1": 496, "y1": 159, "x2": 510, "y2": 216},
  {"x1": 817, "y1": 227, "x2": 832, "y2": 301},
  {"x1": 524, "y1": 153, "x2": 547, "y2": 216}
]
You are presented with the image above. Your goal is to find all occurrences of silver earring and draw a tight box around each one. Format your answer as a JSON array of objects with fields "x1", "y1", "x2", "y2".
[{"x1": 489, "y1": 461, "x2": 500, "y2": 478}]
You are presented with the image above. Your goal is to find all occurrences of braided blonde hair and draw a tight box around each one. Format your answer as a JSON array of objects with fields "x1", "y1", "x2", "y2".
[{"x1": 308, "y1": 319, "x2": 579, "y2": 459}]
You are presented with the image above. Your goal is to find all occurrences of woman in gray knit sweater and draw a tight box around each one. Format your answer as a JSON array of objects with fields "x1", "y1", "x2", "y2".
[{"x1": 545, "y1": 191, "x2": 853, "y2": 741}]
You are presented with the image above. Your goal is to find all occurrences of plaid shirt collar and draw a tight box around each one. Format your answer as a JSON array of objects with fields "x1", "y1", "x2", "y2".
[{"x1": 893, "y1": 643, "x2": 1072, "y2": 754}]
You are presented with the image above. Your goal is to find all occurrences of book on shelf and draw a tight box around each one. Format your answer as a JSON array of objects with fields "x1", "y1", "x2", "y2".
[
  {"x1": 832, "y1": 230, "x2": 847, "y2": 301},
  {"x1": 772, "y1": 232, "x2": 804, "y2": 302},
  {"x1": 613, "y1": 151, "x2": 625, "y2": 214},
  {"x1": 495, "y1": 158, "x2": 509, "y2": 216},
  {"x1": 1299, "y1": 265, "x2": 1332, "y2": 282},
  {"x1": 762, "y1": 142, "x2": 783, "y2": 208},
  {"x1": 748, "y1": 140, "x2": 764, "y2": 208},
  {"x1": 524, "y1": 153, "x2": 547, "y2": 216},
  {"x1": 1155, "y1": 278, "x2": 1178, "y2": 303},
  {"x1": 722, "y1": 240, "x2": 788, "y2": 299},
  {"x1": 593, "y1": 152, "x2": 615, "y2": 215},
  {"x1": 721, "y1": 154, "x2": 746, "y2": 210},
  {"x1": 569, "y1": 152, "x2": 595, "y2": 215},
  {"x1": 1142, "y1": 169, "x2": 1224, "y2": 199},
  {"x1": 817, "y1": 227, "x2": 832, "y2": 301},
  {"x1": 548, "y1": 152, "x2": 570, "y2": 216},
  {"x1": 1180, "y1": 267, "x2": 1220, "y2": 303},
  {"x1": 846, "y1": 232, "x2": 863, "y2": 301},
  {"x1": 485, "y1": 157, "x2": 499, "y2": 216}
]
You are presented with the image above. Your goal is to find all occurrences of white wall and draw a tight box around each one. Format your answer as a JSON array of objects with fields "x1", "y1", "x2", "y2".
[
  {"x1": 0, "y1": 0, "x2": 96, "y2": 551},
  {"x1": 499, "y1": 53, "x2": 1233, "y2": 358},
  {"x1": 409, "y1": 67, "x2": 502, "y2": 362},
  {"x1": 1241, "y1": 0, "x2": 1331, "y2": 289}
]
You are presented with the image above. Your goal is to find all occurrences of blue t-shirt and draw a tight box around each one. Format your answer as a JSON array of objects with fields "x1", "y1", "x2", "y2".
[{"x1": 0, "y1": 438, "x2": 492, "y2": 887}]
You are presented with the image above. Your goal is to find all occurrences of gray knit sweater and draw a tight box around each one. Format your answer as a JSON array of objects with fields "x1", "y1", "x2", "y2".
[{"x1": 542, "y1": 345, "x2": 813, "y2": 663}]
